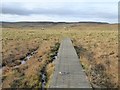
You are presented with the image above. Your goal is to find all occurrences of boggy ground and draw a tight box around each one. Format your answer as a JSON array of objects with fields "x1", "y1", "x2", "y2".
[
  {"x1": 2, "y1": 23, "x2": 118, "y2": 88},
  {"x1": 2, "y1": 28, "x2": 60, "y2": 88}
]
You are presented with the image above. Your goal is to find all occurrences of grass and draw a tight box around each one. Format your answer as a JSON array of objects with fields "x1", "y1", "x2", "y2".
[
  {"x1": 2, "y1": 23, "x2": 118, "y2": 88},
  {"x1": 73, "y1": 28, "x2": 118, "y2": 88},
  {"x1": 2, "y1": 28, "x2": 60, "y2": 88}
]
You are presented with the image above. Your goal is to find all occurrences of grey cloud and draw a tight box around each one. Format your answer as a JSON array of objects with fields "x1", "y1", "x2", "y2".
[
  {"x1": 1, "y1": 2, "x2": 118, "y2": 23},
  {"x1": 2, "y1": 3, "x2": 79, "y2": 16},
  {"x1": 2, "y1": 3, "x2": 32, "y2": 15}
]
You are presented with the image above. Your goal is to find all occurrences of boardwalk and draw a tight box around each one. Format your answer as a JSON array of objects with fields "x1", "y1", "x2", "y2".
[{"x1": 50, "y1": 38, "x2": 92, "y2": 88}]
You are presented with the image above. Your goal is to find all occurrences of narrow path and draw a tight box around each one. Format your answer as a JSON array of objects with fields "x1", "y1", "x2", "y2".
[{"x1": 50, "y1": 38, "x2": 92, "y2": 88}]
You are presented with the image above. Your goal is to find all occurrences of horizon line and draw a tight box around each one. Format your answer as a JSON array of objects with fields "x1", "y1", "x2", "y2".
[{"x1": 1, "y1": 21, "x2": 112, "y2": 24}]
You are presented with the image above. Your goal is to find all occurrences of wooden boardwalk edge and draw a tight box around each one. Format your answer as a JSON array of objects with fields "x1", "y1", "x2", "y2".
[{"x1": 49, "y1": 38, "x2": 92, "y2": 88}]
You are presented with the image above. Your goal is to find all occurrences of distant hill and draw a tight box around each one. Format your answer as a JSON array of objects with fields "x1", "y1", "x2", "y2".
[
  {"x1": 2, "y1": 21, "x2": 109, "y2": 24},
  {"x1": 1, "y1": 21, "x2": 110, "y2": 28}
]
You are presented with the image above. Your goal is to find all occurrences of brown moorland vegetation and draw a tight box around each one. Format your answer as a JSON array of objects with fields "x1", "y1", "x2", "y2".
[{"x1": 2, "y1": 22, "x2": 118, "y2": 88}]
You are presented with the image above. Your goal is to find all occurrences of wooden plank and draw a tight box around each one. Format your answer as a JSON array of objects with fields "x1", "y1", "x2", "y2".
[{"x1": 50, "y1": 38, "x2": 92, "y2": 88}]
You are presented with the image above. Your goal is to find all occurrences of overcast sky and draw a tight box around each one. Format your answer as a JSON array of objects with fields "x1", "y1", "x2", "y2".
[{"x1": 1, "y1": 0, "x2": 119, "y2": 23}]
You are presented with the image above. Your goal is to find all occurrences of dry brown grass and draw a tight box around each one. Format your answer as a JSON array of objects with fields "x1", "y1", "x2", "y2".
[
  {"x1": 73, "y1": 27, "x2": 118, "y2": 88},
  {"x1": 2, "y1": 23, "x2": 118, "y2": 88},
  {"x1": 2, "y1": 29, "x2": 60, "y2": 88}
]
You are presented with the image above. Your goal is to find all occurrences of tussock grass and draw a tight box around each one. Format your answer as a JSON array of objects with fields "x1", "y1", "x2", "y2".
[{"x1": 2, "y1": 23, "x2": 118, "y2": 88}]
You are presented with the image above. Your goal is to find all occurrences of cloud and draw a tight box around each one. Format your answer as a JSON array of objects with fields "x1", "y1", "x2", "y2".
[
  {"x1": 1, "y1": 1, "x2": 118, "y2": 23},
  {"x1": 2, "y1": 0, "x2": 119, "y2": 3},
  {"x1": 2, "y1": 3, "x2": 30, "y2": 15}
]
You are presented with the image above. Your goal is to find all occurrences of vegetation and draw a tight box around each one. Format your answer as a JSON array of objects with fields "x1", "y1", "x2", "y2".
[
  {"x1": 2, "y1": 23, "x2": 118, "y2": 88},
  {"x1": 73, "y1": 30, "x2": 118, "y2": 88},
  {"x1": 2, "y1": 27, "x2": 60, "y2": 88}
]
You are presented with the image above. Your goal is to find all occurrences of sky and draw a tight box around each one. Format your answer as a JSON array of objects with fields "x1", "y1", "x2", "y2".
[{"x1": 1, "y1": 0, "x2": 119, "y2": 23}]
